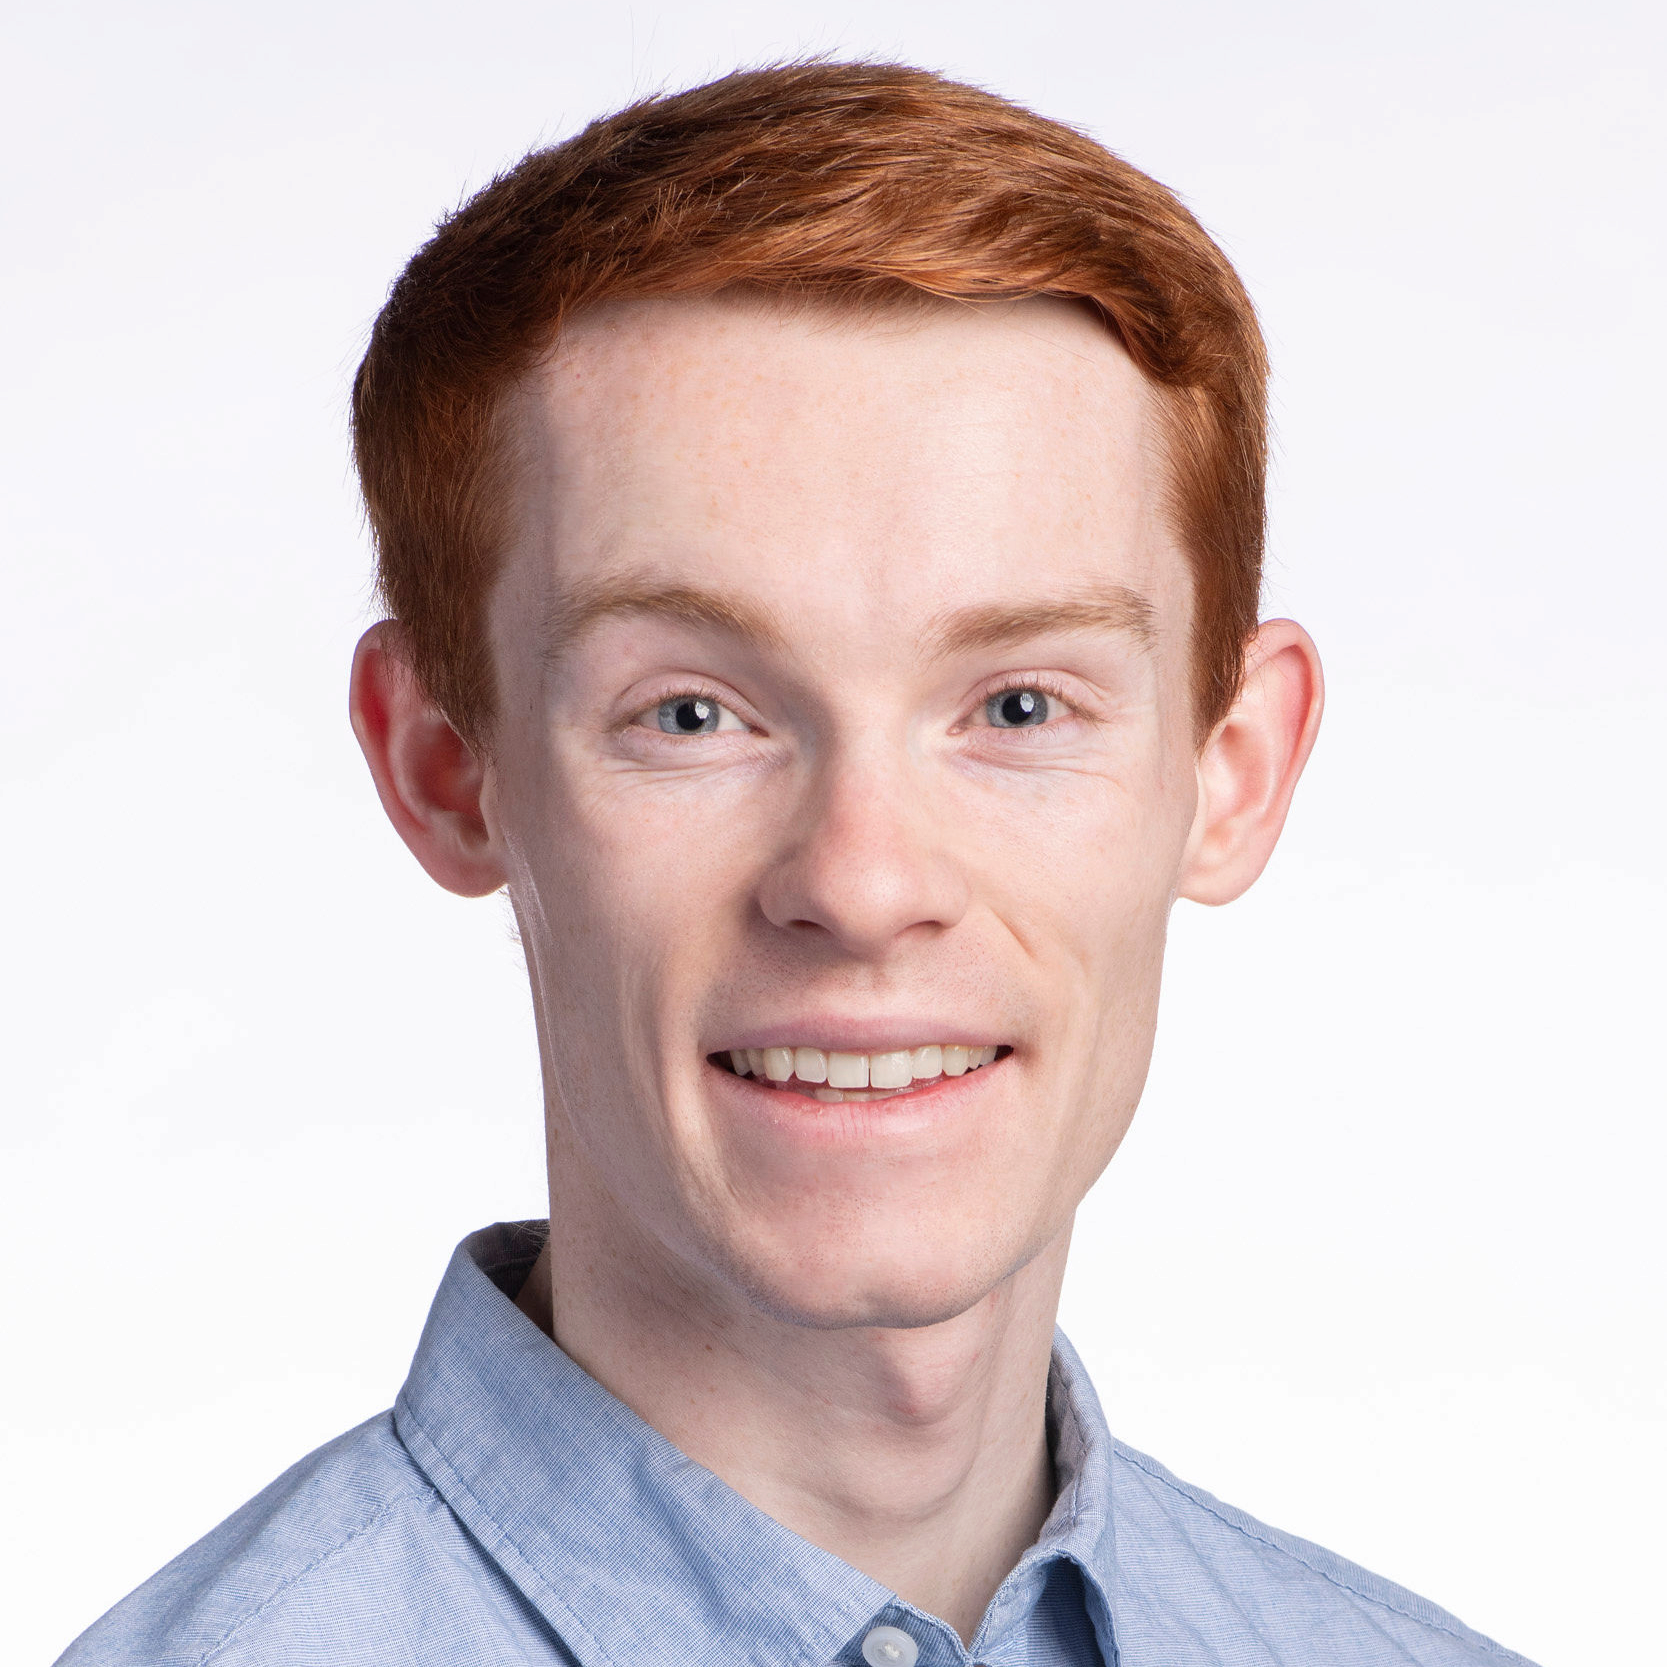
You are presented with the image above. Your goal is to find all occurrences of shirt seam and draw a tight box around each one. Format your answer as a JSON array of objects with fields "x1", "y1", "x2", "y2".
[
  {"x1": 193, "y1": 1486, "x2": 434, "y2": 1667},
  {"x1": 1114, "y1": 1448, "x2": 1527, "y2": 1662}
]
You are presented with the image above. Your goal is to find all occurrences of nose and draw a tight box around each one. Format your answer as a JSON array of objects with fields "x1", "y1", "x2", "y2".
[{"x1": 755, "y1": 751, "x2": 971, "y2": 955}]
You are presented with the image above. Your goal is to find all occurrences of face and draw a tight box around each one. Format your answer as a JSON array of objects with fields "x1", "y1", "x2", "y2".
[{"x1": 481, "y1": 293, "x2": 1208, "y2": 1330}]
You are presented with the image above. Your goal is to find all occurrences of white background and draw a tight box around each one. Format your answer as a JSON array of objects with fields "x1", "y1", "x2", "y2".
[{"x1": 4, "y1": 2, "x2": 1662, "y2": 1661}]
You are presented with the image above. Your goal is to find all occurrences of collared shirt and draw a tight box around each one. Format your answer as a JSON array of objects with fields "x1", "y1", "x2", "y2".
[{"x1": 59, "y1": 1222, "x2": 1536, "y2": 1666}]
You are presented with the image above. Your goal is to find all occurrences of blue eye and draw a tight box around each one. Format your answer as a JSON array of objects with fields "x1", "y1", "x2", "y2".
[
  {"x1": 985, "y1": 688, "x2": 1054, "y2": 728},
  {"x1": 656, "y1": 697, "x2": 722, "y2": 734},
  {"x1": 636, "y1": 693, "x2": 748, "y2": 738}
]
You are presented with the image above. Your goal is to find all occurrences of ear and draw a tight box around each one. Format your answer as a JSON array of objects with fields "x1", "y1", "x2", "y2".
[
  {"x1": 348, "y1": 621, "x2": 508, "y2": 898},
  {"x1": 1177, "y1": 619, "x2": 1324, "y2": 906}
]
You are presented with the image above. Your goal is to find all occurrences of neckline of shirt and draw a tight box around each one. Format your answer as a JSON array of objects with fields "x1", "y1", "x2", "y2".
[{"x1": 392, "y1": 1221, "x2": 1119, "y2": 1667}]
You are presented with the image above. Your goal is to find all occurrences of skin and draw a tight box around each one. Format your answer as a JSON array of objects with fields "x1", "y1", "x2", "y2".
[{"x1": 350, "y1": 291, "x2": 1323, "y2": 1643}]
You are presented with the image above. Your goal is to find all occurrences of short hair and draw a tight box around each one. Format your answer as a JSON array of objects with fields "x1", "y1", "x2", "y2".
[{"x1": 352, "y1": 60, "x2": 1267, "y2": 748}]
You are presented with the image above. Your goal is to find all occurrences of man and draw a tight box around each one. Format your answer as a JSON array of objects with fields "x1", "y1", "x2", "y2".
[{"x1": 60, "y1": 61, "x2": 1534, "y2": 1667}]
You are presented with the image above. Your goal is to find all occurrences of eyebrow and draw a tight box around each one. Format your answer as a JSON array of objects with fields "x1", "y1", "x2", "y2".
[
  {"x1": 538, "y1": 571, "x2": 1154, "y2": 663},
  {"x1": 539, "y1": 573, "x2": 790, "y2": 663},
  {"x1": 925, "y1": 583, "x2": 1156, "y2": 658}
]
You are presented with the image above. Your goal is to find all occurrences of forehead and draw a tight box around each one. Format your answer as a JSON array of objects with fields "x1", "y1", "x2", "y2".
[{"x1": 498, "y1": 290, "x2": 1185, "y2": 630}]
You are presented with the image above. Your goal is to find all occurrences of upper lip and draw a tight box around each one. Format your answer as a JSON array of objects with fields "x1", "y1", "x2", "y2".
[{"x1": 709, "y1": 1017, "x2": 1011, "y2": 1054}]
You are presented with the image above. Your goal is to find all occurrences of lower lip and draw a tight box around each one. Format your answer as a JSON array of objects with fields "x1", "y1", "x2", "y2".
[{"x1": 709, "y1": 1057, "x2": 1003, "y2": 1140}]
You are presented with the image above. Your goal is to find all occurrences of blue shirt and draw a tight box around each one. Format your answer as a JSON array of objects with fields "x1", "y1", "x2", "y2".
[{"x1": 58, "y1": 1221, "x2": 1536, "y2": 1666}]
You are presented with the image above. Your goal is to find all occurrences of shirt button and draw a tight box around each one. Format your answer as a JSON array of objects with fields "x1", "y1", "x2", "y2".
[{"x1": 861, "y1": 1625, "x2": 920, "y2": 1667}]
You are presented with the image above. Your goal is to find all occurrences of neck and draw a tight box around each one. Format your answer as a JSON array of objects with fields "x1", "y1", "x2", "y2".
[{"x1": 517, "y1": 1204, "x2": 1070, "y2": 1645}]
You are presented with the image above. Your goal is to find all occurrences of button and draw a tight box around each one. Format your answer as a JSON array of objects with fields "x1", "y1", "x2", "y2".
[{"x1": 861, "y1": 1626, "x2": 919, "y2": 1667}]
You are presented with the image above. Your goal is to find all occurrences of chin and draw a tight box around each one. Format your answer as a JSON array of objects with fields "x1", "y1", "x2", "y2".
[{"x1": 716, "y1": 1222, "x2": 1037, "y2": 1332}]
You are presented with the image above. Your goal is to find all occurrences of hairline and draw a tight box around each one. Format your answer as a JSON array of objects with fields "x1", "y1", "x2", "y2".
[
  {"x1": 412, "y1": 287, "x2": 1229, "y2": 760},
  {"x1": 481, "y1": 289, "x2": 1200, "y2": 732}
]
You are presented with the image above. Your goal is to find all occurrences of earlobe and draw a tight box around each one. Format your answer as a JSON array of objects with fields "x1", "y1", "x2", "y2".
[
  {"x1": 1177, "y1": 619, "x2": 1324, "y2": 907},
  {"x1": 348, "y1": 622, "x2": 508, "y2": 898}
]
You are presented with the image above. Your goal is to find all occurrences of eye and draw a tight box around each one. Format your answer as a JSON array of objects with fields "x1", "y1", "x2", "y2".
[
  {"x1": 984, "y1": 687, "x2": 1060, "y2": 728},
  {"x1": 643, "y1": 695, "x2": 747, "y2": 736}
]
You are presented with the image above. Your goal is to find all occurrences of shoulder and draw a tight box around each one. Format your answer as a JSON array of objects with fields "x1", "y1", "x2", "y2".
[
  {"x1": 1107, "y1": 1439, "x2": 1538, "y2": 1666},
  {"x1": 54, "y1": 1412, "x2": 549, "y2": 1667}
]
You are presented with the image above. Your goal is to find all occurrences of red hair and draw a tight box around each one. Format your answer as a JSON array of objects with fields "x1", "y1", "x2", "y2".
[{"x1": 352, "y1": 61, "x2": 1267, "y2": 746}]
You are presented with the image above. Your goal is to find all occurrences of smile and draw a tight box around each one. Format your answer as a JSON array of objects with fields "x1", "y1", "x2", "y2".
[{"x1": 715, "y1": 1044, "x2": 1007, "y2": 1103}]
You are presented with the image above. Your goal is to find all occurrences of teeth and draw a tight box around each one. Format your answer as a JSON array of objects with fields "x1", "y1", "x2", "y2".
[
  {"x1": 869, "y1": 1050, "x2": 913, "y2": 1089},
  {"x1": 827, "y1": 1051, "x2": 868, "y2": 1089},
  {"x1": 723, "y1": 1042, "x2": 1004, "y2": 1094}
]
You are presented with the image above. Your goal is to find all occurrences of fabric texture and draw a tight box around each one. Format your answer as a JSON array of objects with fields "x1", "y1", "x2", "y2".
[{"x1": 58, "y1": 1221, "x2": 1538, "y2": 1667}]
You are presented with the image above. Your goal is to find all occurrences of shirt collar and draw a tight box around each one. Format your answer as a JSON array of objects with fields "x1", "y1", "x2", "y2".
[
  {"x1": 395, "y1": 1222, "x2": 1119, "y2": 1667},
  {"x1": 981, "y1": 1332, "x2": 1119, "y2": 1660}
]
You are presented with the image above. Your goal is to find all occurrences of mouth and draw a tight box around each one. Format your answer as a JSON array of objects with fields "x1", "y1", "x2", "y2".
[{"x1": 708, "y1": 1043, "x2": 1010, "y2": 1104}]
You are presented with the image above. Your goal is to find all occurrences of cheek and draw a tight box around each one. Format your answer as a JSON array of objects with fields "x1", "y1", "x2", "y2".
[
  {"x1": 505, "y1": 755, "x2": 771, "y2": 1119},
  {"x1": 956, "y1": 749, "x2": 1190, "y2": 1132},
  {"x1": 541, "y1": 750, "x2": 766, "y2": 929},
  {"x1": 959, "y1": 744, "x2": 1193, "y2": 957}
]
